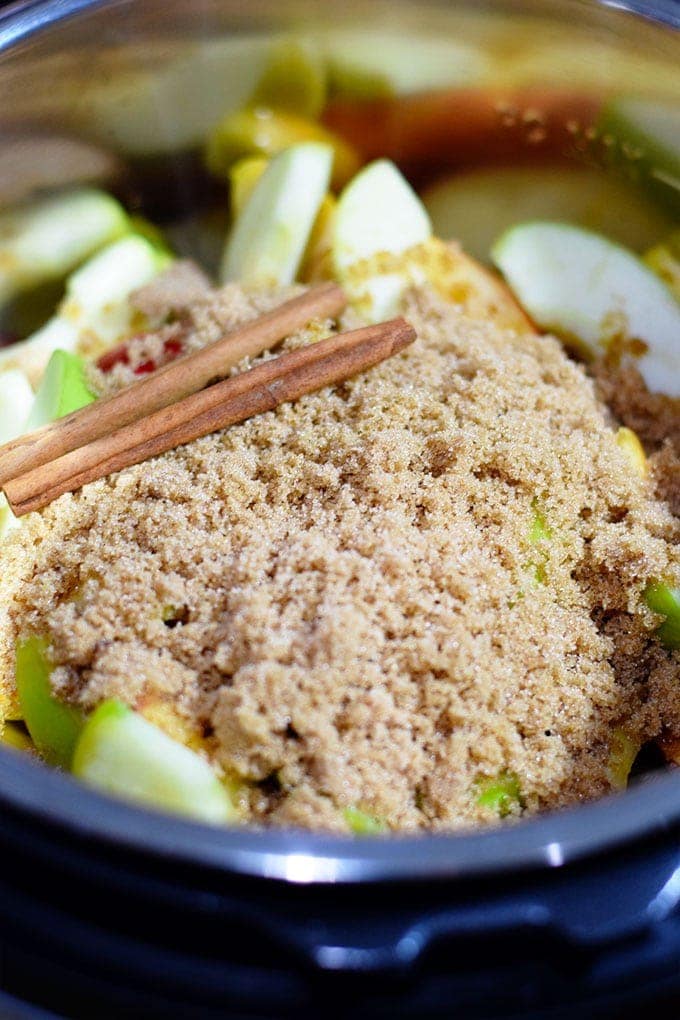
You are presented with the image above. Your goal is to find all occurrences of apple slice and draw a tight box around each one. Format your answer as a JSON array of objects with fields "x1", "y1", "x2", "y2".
[
  {"x1": 15, "y1": 636, "x2": 84, "y2": 768},
  {"x1": 72, "y1": 699, "x2": 237, "y2": 825},
  {"x1": 250, "y1": 37, "x2": 327, "y2": 120},
  {"x1": 333, "y1": 160, "x2": 431, "y2": 274},
  {"x1": 474, "y1": 770, "x2": 523, "y2": 817},
  {"x1": 71, "y1": 36, "x2": 273, "y2": 157},
  {"x1": 330, "y1": 160, "x2": 432, "y2": 322},
  {"x1": 324, "y1": 31, "x2": 490, "y2": 100},
  {"x1": 491, "y1": 221, "x2": 680, "y2": 397},
  {"x1": 228, "y1": 156, "x2": 269, "y2": 219},
  {"x1": 0, "y1": 187, "x2": 129, "y2": 310},
  {"x1": 0, "y1": 368, "x2": 34, "y2": 444},
  {"x1": 220, "y1": 142, "x2": 332, "y2": 286},
  {"x1": 206, "y1": 107, "x2": 360, "y2": 193},
  {"x1": 343, "y1": 805, "x2": 386, "y2": 835},
  {"x1": 422, "y1": 165, "x2": 673, "y2": 263},
  {"x1": 606, "y1": 729, "x2": 640, "y2": 791},
  {"x1": 598, "y1": 97, "x2": 680, "y2": 215},
  {"x1": 645, "y1": 582, "x2": 680, "y2": 651},
  {"x1": 1, "y1": 721, "x2": 33, "y2": 753},
  {"x1": 330, "y1": 162, "x2": 530, "y2": 330},
  {"x1": 616, "y1": 426, "x2": 648, "y2": 479},
  {"x1": 24, "y1": 349, "x2": 95, "y2": 431},
  {"x1": 36, "y1": 351, "x2": 93, "y2": 414},
  {"x1": 0, "y1": 235, "x2": 173, "y2": 384},
  {"x1": 0, "y1": 496, "x2": 19, "y2": 540},
  {"x1": 0, "y1": 352, "x2": 95, "y2": 540},
  {"x1": 644, "y1": 231, "x2": 680, "y2": 301}
]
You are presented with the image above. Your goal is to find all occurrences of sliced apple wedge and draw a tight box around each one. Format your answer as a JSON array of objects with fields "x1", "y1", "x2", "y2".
[
  {"x1": 330, "y1": 161, "x2": 530, "y2": 330},
  {"x1": 645, "y1": 582, "x2": 680, "y2": 651},
  {"x1": 333, "y1": 160, "x2": 431, "y2": 274},
  {"x1": 220, "y1": 142, "x2": 332, "y2": 287},
  {"x1": 299, "y1": 194, "x2": 337, "y2": 283},
  {"x1": 24, "y1": 349, "x2": 95, "y2": 432},
  {"x1": 598, "y1": 97, "x2": 680, "y2": 215},
  {"x1": 331, "y1": 160, "x2": 431, "y2": 322},
  {"x1": 606, "y1": 729, "x2": 640, "y2": 791},
  {"x1": 324, "y1": 31, "x2": 490, "y2": 100},
  {"x1": 0, "y1": 234, "x2": 172, "y2": 384},
  {"x1": 72, "y1": 699, "x2": 237, "y2": 825},
  {"x1": 616, "y1": 426, "x2": 648, "y2": 479},
  {"x1": 343, "y1": 805, "x2": 387, "y2": 835},
  {"x1": 1, "y1": 721, "x2": 33, "y2": 754},
  {"x1": 644, "y1": 230, "x2": 680, "y2": 301},
  {"x1": 492, "y1": 222, "x2": 680, "y2": 397},
  {"x1": 0, "y1": 368, "x2": 34, "y2": 444},
  {"x1": 228, "y1": 156, "x2": 269, "y2": 219},
  {"x1": 206, "y1": 108, "x2": 360, "y2": 193},
  {"x1": 15, "y1": 636, "x2": 84, "y2": 768},
  {"x1": 250, "y1": 37, "x2": 327, "y2": 119},
  {"x1": 1, "y1": 349, "x2": 96, "y2": 542},
  {"x1": 0, "y1": 187, "x2": 129, "y2": 310},
  {"x1": 422, "y1": 165, "x2": 673, "y2": 262}
]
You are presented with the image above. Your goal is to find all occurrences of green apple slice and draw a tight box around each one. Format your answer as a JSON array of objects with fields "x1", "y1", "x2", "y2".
[
  {"x1": 645, "y1": 582, "x2": 680, "y2": 650},
  {"x1": 250, "y1": 38, "x2": 327, "y2": 119},
  {"x1": 331, "y1": 159, "x2": 432, "y2": 321},
  {"x1": 220, "y1": 142, "x2": 332, "y2": 286},
  {"x1": 333, "y1": 160, "x2": 432, "y2": 273},
  {"x1": 343, "y1": 805, "x2": 387, "y2": 835},
  {"x1": 0, "y1": 496, "x2": 19, "y2": 540},
  {"x1": 15, "y1": 636, "x2": 84, "y2": 768},
  {"x1": 1, "y1": 721, "x2": 33, "y2": 753},
  {"x1": 606, "y1": 728, "x2": 640, "y2": 790},
  {"x1": 24, "y1": 349, "x2": 96, "y2": 431},
  {"x1": 0, "y1": 234, "x2": 173, "y2": 382},
  {"x1": 0, "y1": 353, "x2": 95, "y2": 540},
  {"x1": 72, "y1": 699, "x2": 237, "y2": 825},
  {"x1": 205, "y1": 107, "x2": 359, "y2": 193},
  {"x1": 0, "y1": 368, "x2": 34, "y2": 443},
  {"x1": 598, "y1": 97, "x2": 680, "y2": 215},
  {"x1": 324, "y1": 31, "x2": 490, "y2": 100},
  {"x1": 644, "y1": 230, "x2": 680, "y2": 301},
  {"x1": 0, "y1": 188, "x2": 129, "y2": 309},
  {"x1": 422, "y1": 166, "x2": 674, "y2": 263},
  {"x1": 492, "y1": 221, "x2": 680, "y2": 397},
  {"x1": 475, "y1": 770, "x2": 523, "y2": 817},
  {"x1": 71, "y1": 36, "x2": 273, "y2": 157}
]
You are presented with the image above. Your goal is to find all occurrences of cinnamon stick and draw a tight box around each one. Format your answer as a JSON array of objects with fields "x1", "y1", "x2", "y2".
[
  {"x1": 4, "y1": 317, "x2": 415, "y2": 517},
  {"x1": 0, "y1": 282, "x2": 346, "y2": 487}
]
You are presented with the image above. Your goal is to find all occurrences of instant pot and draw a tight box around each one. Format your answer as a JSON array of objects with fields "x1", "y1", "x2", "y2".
[{"x1": 0, "y1": 1, "x2": 679, "y2": 1016}]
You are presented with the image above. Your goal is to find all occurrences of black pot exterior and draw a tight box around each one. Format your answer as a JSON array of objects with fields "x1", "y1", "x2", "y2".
[{"x1": 0, "y1": 1, "x2": 678, "y2": 1016}]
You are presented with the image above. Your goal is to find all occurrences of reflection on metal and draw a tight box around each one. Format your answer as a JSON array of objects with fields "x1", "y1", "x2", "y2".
[{"x1": 647, "y1": 864, "x2": 680, "y2": 920}]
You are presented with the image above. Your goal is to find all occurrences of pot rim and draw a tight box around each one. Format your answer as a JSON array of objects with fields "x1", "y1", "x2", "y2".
[
  {"x1": 1, "y1": 746, "x2": 678, "y2": 883},
  {"x1": 0, "y1": 0, "x2": 679, "y2": 51}
]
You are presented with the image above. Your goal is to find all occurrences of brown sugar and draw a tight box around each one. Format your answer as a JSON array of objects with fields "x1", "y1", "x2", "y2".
[{"x1": 0, "y1": 281, "x2": 678, "y2": 833}]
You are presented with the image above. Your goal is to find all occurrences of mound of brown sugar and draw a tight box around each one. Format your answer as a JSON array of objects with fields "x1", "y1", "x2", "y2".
[{"x1": 1, "y1": 281, "x2": 679, "y2": 832}]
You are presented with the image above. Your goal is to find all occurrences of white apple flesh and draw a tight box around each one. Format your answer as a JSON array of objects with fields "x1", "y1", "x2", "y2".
[
  {"x1": 492, "y1": 221, "x2": 680, "y2": 397},
  {"x1": 220, "y1": 142, "x2": 332, "y2": 287},
  {"x1": 0, "y1": 368, "x2": 34, "y2": 444},
  {"x1": 0, "y1": 187, "x2": 129, "y2": 308},
  {"x1": 72, "y1": 699, "x2": 237, "y2": 825},
  {"x1": 333, "y1": 159, "x2": 431, "y2": 274},
  {"x1": 0, "y1": 234, "x2": 172, "y2": 383},
  {"x1": 331, "y1": 159, "x2": 432, "y2": 322}
]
